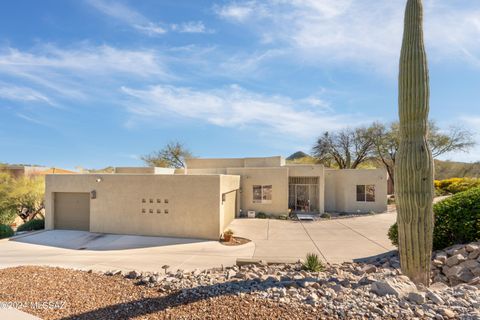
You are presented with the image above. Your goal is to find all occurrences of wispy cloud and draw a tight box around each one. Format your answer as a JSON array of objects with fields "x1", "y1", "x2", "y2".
[
  {"x1": 86, "y1": 0, "x2": 167, "y2": 35},
  {"x1": 214, "y1": 1, "x2": 268, "y2": 22},
  {"x1": 0, "y1": 84, "x2": 56, "y2": 106},
  {"x1": 0, "y1": 44, "x2": 169, "y2": 101},
  {"x1": 171, "y1": 21, "x2": 210, "y2": 34},
  {"x1": 87, "y1": 0, "x2": 212, "y2": 36},
  {"x1": 16, "y1": 113, "x2": 48, "y2": 127},
  {"x1": 214, "y1": 0, "x2": 480, "y2": 73},
  {"x1": 121, "y1": 84, "x2": 365, "y2": 139}
]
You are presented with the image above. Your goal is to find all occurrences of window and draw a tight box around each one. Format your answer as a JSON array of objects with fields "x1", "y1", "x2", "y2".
[
  {"x1": 253, "y1": 185, "x2": 272, "y2": 204},
  {"x1": 356, "y1": 185, "x2": 375, "y2": 202}
]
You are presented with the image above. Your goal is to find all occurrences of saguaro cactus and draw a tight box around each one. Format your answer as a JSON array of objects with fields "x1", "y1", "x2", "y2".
[{"x1": 395, "y1": 0, "x2": 434, "y2": 286}]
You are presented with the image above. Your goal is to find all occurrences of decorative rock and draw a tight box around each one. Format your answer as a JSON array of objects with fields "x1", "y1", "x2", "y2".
[
  {"x1": 446, "y1": 254, "x2": 466, "y2": 267},
  {"x1": 361, "y1": 264, "x2": 377, "y2": 274},
  {"x1": 407, "y1": 291, "x2": 426, "y2": 304},
  {"x1": 466, "y1": 244, "x2": 479, "y2": 252},
  {"x1": 370, "y1": 276, "x2": 417, "y2": 298},
  {"x1": 127, "y1": 270, "x2": 141, "y2": 279},
  {"x1": 468, "y1": 249, "x2": 480, "y2": 260},
  {"x1": 439, "y1": 308, "x2": 456, "y2": 319},
  {"x1": 444, "y1": 265, "x2": 474, "y2": 284},
  {"x1": 435, "y1": 252, "x2": 448, "y2": 264},
  {"x1": 226, "y1": 269, "x2": 236, "y2": 279},
  {"x1": 426, "y1": 291, "x2": 445, "y2": 305},
  {"x1": 432, "y1": 259, "x2": 444, "y2": 267}
]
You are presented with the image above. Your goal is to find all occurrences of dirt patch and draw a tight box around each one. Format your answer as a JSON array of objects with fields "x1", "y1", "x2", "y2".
[{"x1": 219, "y1": 236, "x2": 251, "y2": 246}]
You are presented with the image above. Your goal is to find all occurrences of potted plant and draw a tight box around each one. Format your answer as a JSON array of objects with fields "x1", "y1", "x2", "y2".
[{"x1": 223, "y1": 229, "x2": 234, "y2": 242}]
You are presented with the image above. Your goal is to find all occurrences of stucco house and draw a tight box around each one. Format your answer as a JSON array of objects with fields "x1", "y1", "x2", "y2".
[{"x1": 45, "y1": 156, "x2": 387, "y2": 240}]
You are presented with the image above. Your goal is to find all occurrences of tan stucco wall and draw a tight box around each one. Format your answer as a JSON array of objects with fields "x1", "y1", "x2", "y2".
[
  {"x1": 324, "y1": 169, "x2": 387, "y2": 213},
  {"x1": 226, "y1": 167, "x2": 289, "y2": 216},
  {"x1": 45, "y1": 174, "x2": 240, "y2": 240},
  {"x1": 185, "y1": 156, "x2": 284, "y2": 169},
  {"x1": 114, "y1": 167, "x2": 176, "y2": 175}
]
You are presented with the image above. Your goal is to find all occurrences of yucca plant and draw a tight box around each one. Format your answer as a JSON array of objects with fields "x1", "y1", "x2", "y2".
[
  {"x1": 395, "y1": 0, "x2": 434, "y2": 286},
  {"x1": 303, "y1": 253, "x2": 324, "y2": 272}
]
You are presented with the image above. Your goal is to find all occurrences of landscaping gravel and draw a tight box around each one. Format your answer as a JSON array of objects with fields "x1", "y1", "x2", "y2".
[{"x1": 0, "y1": 241, "x2": 479, "y2": 319}]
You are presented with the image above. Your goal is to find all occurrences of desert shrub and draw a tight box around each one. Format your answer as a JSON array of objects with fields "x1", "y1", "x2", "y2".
[
  {"x1": 277, "y1": 214, "x2": 288, "y2": 220},
  {"x1": 0, "y1": 224, "x2": 14, "y2": 239},
  {"x1": 434, "y1": 177, "x2": 480, "y2": 196},
  {"x1": 303, "y1": 253, "x2": 324, "y2": 272},
  {"x1": 17, "y1": 218, "x2": 45, "y2": 232},
  {"x1": 0, "y1": 173, "x2": 44, "y2": 223},
  {"x1": 256, "y1": 212, "x2": 267, "y2": 219},
  {"x1": 433, "y1": 187, "x2": 480, "y2": 249},
  {"x1": 388, "y1": 187, "x2": 480, "y2": 250},
  {"x1": 388, "y1": 223, "x2": 398, "y2": 246},
  {"x1": 320, "y1": 213, "x2": 331, "y2": 219}
]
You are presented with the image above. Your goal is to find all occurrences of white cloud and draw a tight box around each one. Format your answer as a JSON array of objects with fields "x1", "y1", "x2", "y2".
[
  {"x1": 171, "y1": 21, "x2": 210, "y2": 34},
  {"x1": 215, "y1": 0, "x2": 480, "y2": 73},
  {"x1": 86, "y1": 0, "x2": 167, "y2": 35},
  {"x1": 121, "y1": 84, "x2": 365, "y2": 139},
  {"x1": 214, "y1": 1, "x2": 261, "y2": 22},
  {"x1": 0, "y1": 84, "x2": 55, "y2": 106},
  {"x1": 134, "y1": 23, "x2": 167, "y2": 35},
  {"x1": 0, "y1": 44, "x2": 169, "y2": 100},
  {"x1": 87, "y1": 0, "x2": 212, "y2": 36}
]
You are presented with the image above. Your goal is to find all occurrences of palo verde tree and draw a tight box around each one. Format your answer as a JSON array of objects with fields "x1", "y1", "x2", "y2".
[{"x1": 395, "y1": 0, "x2": 434, "y2": 285}]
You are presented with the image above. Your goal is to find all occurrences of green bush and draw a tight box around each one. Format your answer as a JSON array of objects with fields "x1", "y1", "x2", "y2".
[
  {"x1": 388, "y1": 223, "x2": 398, "y2": 246},
  {"x1": 17, "y1": 219, "x2": 44, "y2": 232},
  {"x1": 320, "y1": 213, "x2": 331, "y2": 219},
  {"x1": 0, "y1": 224, "x2": 14, "y2": 239},
  {"x1": 303, "y1": 253, "x2": 324, "y2": 272},
  {"x1": 256, "y1": 212, "x2": 267, "y2": 219},
  {"x1": 389, "y1": 187, "x2": 480, "y2": 250}
]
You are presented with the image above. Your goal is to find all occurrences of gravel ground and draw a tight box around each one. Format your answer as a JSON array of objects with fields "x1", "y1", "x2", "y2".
[
  {"x1": 0, "y1": 266, "x2": 318, "y2": 320},
  {"x1": 0, "y1": 241, "x2": 478, "y2": 320}
]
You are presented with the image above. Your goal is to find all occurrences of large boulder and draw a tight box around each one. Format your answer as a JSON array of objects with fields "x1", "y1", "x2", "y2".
[{"x1": 371, "y1": 276, "x2": 417, "y2": 298}]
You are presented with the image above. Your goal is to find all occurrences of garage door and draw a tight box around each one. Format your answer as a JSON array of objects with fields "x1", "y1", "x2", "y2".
[{"x1": 54, "y1": 192, "x2": 90, "y2": 231}]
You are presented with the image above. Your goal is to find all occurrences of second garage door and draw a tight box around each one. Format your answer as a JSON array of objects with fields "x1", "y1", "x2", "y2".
[{"x1": 54, "y1": 192, "x2": 90, "y2": 231}]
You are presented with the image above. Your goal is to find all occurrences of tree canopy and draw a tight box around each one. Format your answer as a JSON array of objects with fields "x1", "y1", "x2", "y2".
[
  {"x1": 312, "y1": 127, "x2": 375, "y2": 169},
  {"x1": 311, "y1": 121, "x2": 475, "y2": 184},
  {"x1": 141, "y1": 141, "x2": 193, "y2": 168}
]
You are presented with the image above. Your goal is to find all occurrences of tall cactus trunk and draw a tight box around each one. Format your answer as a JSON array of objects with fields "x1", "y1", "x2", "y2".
[{"x1": 395, "y1": 0, "x2": 434, "y2": 286}]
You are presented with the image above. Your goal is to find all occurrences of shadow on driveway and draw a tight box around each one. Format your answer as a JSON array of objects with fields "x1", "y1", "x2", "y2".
[{"x1": 11, "y1": 230, "x2": 207, "y2": 251}]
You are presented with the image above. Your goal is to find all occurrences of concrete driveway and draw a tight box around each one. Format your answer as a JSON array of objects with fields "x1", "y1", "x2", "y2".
[
  {"x1": 229, "y1": 212, "x2": 397, "y2": 264},
  {"x1": 0, "y1": 212, "x2": 396, "y2": 273},
  {"x1": 0, "y1": 230, "x2": 254, "y2": 273}
]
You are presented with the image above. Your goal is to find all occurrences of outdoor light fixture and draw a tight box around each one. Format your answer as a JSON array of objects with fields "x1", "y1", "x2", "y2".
[
  {"x1": 90, "y1": 190, "x2": 97, "y2": 199},
  {"x1": 95, "y1": 177, "x2": 102, "y2": 183}
]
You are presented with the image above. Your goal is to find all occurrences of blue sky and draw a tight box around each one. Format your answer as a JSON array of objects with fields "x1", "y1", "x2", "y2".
[{"x1": 1, "y1": 0, "x2": 479, "y2": 169}]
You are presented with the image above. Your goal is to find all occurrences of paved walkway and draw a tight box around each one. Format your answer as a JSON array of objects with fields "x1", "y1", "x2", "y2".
[
  {"x1": 0, "y1": 212, "x2": 396, "y2": 275},
  {"x1": 229, "y1": 212, "x2": 396, "y2": 264}
]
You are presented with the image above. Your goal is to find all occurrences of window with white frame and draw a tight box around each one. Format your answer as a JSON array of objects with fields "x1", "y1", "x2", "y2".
[
  {"x1": 253, "y1": 185, "x2": 272, "y2": 204},
  {"x1": 356, "y1": 185, "x2": 375, "y2": 202}
]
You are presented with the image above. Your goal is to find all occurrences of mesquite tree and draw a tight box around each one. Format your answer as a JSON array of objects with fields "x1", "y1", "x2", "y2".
[{"x1": 395, "y1": 0, "x2": 434, "y2": 286}]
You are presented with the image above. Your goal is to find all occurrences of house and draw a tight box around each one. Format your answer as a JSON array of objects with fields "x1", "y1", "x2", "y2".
[
  {"x1": 44, "y1": 156, "x2": 387, "y2": 240},
  {"x1": 0, "y1": 165, "x2": 75, "y2": 178}
]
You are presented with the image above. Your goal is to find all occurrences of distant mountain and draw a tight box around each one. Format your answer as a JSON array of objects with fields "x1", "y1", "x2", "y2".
[
  {"x1": 286, "y1": 151, "x2": 310, "y2": 160},
  {"x1": 435, "y1": 159, "x2": 480, "y2": 180}
]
